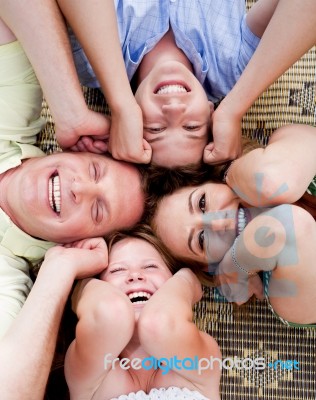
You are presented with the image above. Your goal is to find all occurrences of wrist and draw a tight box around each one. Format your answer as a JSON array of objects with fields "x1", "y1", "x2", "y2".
[
  {"x1": 35, "y1": 262, "x2": 75, "y2": 305},
  {"x1": 231, "y1": 237, "x2": 257, "y2": 276},
  {"x1": 175, "y1": 269, "x2": 202, "y2": 303},
  {"x1": 217, "y1": 95, "x2": 245, "y2": 121},
  {"x1": 53, "y1": 97, "x2": 90, "y2": 132},
  {"x1": 221, "y1": 160, "x2": 236, "y2": 183},
  {"x1": 109, "y1": 93, "x2": 140, "y2": 116}
]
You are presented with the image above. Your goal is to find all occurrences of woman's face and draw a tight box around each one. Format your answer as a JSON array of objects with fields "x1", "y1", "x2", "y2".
[
  {"x1": 153, "y1": 183, "x2": 246, "y2": 266},
  {"x1": 101, "y1": 238, "x2": 172, "y2": 311}
]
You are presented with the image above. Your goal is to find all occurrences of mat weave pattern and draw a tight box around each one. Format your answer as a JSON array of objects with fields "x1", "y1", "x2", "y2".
[
  {"x1": 196, "y1": 1, "x2": 316, "y2": 397},
  {"x1": 38, "y1": 1, "x2": 316, "y2": 397}
]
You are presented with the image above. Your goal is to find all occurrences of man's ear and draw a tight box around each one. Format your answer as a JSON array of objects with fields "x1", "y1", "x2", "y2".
[{"x1": 207, "y1": 101, "x2": 215, "y2": 139}]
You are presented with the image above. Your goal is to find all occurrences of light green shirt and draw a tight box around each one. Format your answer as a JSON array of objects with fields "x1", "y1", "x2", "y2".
[{"x1": 0, "y1": 41, "x2": 55, "y2": 337}]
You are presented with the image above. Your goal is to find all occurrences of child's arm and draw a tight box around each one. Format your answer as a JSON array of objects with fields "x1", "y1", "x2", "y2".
[
  {"x1": 0, "y1": 1, "x2": 110, "y2": 153},
  {"x1": 138, "y1": 269, "x2": 221, "y2": 398},
  {"x1": 225, "y1": 124, "x2": 316, "y2": 207},
  {"x1": 56, "y1": 0, "x2": 151, "y2": 164},
  {"x1": 0, "y1": 238, "x2": 108, "y2": 400},
  {"x1": 205, "y1": 0, "x2": 316, "y2": 165},
  {"x1": 65, "y1": 279, "x2": 135, "y2": 398}
]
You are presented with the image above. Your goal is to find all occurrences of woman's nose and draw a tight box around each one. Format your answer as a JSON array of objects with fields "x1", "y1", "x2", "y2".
[{"x1": 202, "y1": 210, "x2": 235, "y2": 232}]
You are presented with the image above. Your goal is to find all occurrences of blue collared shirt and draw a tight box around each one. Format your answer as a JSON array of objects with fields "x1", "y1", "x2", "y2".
[{"x1": 70, "y1": 0, "x2": 260, "y2": 102}]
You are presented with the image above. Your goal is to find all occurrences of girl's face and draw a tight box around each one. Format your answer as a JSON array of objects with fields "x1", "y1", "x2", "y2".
[
  {"x1": 153, "y1": 183, "x2": 248, "y2": 267},
  {"x1": 100, "y1": 238, "x2": 172, "y2": 309}
]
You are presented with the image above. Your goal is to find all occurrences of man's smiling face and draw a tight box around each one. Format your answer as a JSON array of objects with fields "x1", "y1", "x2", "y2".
[{"x1": 0, "y1": 152, "x2": 145, "y2": 242}]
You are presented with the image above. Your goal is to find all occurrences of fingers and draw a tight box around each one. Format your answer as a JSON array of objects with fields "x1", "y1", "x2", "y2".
[
  {"x1": 106, "y1": 107, "x2": 153, "y2": 163},
  {"x1": 206, "y1": 105, "x2": 243, "y2": 164},
  {"x1": 203, "y1": 141, "x2": 241, "y2": 165},
  {"x1": 74, "y1": 245, "x2": 108, "y2": 279},
  {"x1": 109, "y1": 139, "x2": 152, "y2": 164},
  {"x1": 250, "y1": 275, "x2": 264, "y2": 300},
  {"x1": 64, "y1": 237, "x2": 108, "y2": 252},
  {"x1": 70, "y1": 136, "x2": 108, "y2": 154},
  {"x1": 55, "y1": 109, "x2": 110, "y2": 149},
  {"x1": 61, "y1": 238, "x2": 108, "y2": 272},
  {"x1": 91, "y1": 139, "x2": 108, "y2": 152},
  {"x1": 141, "y1": 139, "x2": 152, "y2": 163},
  {"x1": 218, "y1": 273, "x2": 264, "y2": 305}
]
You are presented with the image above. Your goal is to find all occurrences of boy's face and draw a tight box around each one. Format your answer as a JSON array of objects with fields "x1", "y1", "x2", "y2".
[
  {"x1": 101, "y1": 237, "x2": 172, "y2": 315},
  {"x1": 135, "y1": 61, "x2": 214, "y2": 167},
  {"x1": 1, "y1": 152, "x2": 144, "y2": 242}
]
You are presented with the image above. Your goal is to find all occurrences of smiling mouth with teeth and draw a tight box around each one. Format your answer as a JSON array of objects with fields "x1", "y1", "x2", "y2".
[
  {"x1": 48, "y1": 173, "x2": 61, "y2": 214},
  {"x1": 236, "y1": 206, "x2": 248, "y2": 236},
  {"x1": 155, "y1": 84, "x2": 188, "y2": 94},
  {"x1": 128, "y1": 291, "x2": 152, "y2": 305}
]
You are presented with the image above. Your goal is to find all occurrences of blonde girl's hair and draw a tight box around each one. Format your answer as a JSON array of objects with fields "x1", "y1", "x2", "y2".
[{"x1": 106, "y1": 224, "x2": 182, "y2": 275}]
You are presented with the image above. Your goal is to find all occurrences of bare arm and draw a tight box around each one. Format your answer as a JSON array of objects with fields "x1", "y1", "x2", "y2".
[
  {"x1": 230, "y1": 0, "x2": 316, "y2": 117},
  {"x1": 57, "y1": 0, "x2": 151, "y2": 164},
  {"x1": 226, "y1": 124, "x2": 316, "y2": 207},
  {"x1": 0, "y1": 238, "x2": 108, "y2": 400},
  {"x1": 65, "y1": 278, "x2": 134, "y2": 398},
  {"x1": 138, "y1": 269, "x2": 221, "y2": 398},
  {"x1": 0, "y1": 1, "x2": 110, "y2": 152},
  {"x1": 205, "y1": 0, "x2": 316, "y2": 164},
  {"x1": 216, "y1": 204, "x2": 316, "y2": 315}
]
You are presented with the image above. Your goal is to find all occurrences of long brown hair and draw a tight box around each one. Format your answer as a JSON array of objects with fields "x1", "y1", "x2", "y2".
[{"x1": 143, "y1": 136, "x2": 263, "y2": 286}]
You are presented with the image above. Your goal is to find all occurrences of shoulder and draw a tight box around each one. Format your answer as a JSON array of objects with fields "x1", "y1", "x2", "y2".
[
  {"x1": 255, "y1": 204, "x2": 314, "y2": 235},
  {"x1": 260, "y1": 205, "x2": 315, "y2": 256}
]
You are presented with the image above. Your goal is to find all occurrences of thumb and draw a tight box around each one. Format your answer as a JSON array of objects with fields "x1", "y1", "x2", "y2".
[
  {"x1": 203, "y1": 141, "x2": 220, "y2": 165},
  {"x1": 252, "y1": 277, "x2": 264, "y2": 301},
  {"x1": 139, "y1": 139, "x2": 152, "y2": 164},
  {"x1": 92, "y1": 139, "x2": 109, "y2": 153}
]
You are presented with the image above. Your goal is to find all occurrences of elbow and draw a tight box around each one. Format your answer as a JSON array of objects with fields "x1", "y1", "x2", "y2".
[{"x1": 252, "y1": 163, "x2": 302, "y2": 206}]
